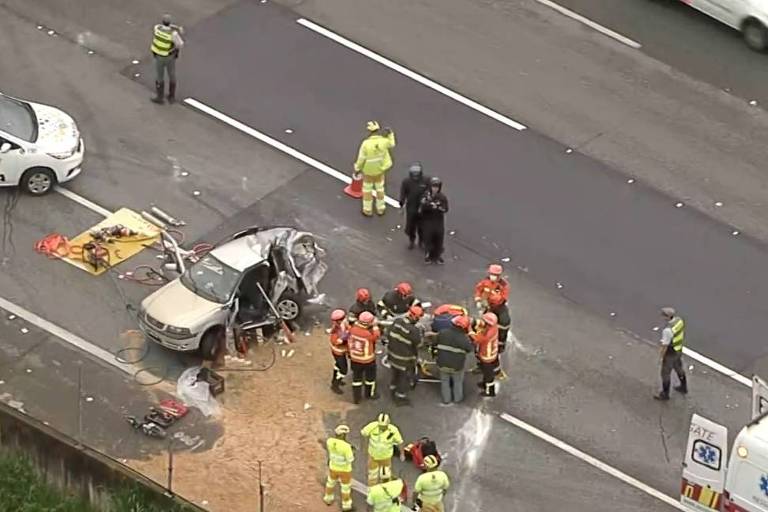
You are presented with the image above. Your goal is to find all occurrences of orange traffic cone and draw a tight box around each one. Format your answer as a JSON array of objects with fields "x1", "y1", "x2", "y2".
[{"x1": 344, "y1": 173, "x2": 364, "y2": 199}]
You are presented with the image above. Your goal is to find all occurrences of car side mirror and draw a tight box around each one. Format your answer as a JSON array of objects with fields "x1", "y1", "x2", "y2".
[{"x1": 0, "y1": 143, "x2": 11, "y2": 154}]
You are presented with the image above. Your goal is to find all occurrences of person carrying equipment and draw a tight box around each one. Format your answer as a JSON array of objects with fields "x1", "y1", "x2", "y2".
[
  {"x1": 329, "y1": 309, "x2": 350, "y2": 395},
  {"x1": 387, "y1": 305, "x2": 425, "y2": 405},
  {"x1": 399, "y1": 162, "x2": 430, "y2": 249},
  {"x1": 348, "y1": 311, "x2": 381, "y2": 404},
  {"x1": 354, "y1": 121, "x2": 396, "y2": 217},
  {"x1": 367, "y1": 477, "x2": 407, "y2": 512},
  {"x1": 378, "y1": 282, "x2": 419, "y2": 320},
  {"x1": 419, "y1": 177, "x2": 449, "y2": 264},
  {"x1": 361, "y1": 412, "x2": 405, "y2": 486},
  {"x1": 413, "y1": 455, "x2": 450, "y2": 512},
  {"x1": 349, "y1": 287, "x2": 377, "y2": 324},
  {"x1": 471, "y1": 312, "x2": 500, "y2": 397},
  {"x1": 323, "y1": 424, "x2": 355, "y2": 511}
]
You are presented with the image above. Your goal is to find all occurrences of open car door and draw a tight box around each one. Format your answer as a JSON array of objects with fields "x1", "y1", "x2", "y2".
[
  {"x1": 752, "y1": 375, "x2": 768, "y2": 421},
  {"x1": 681, "y1": 413, "x2": 728, "y2": 511}
]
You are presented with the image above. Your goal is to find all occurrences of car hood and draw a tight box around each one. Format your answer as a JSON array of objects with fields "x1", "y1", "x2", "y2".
[
  {"x1": 141, "y1": 279, "x2": 222, "y2": 329},
  {"x1": 29, "y1": 102, "x2": 80, "y2": 152}
]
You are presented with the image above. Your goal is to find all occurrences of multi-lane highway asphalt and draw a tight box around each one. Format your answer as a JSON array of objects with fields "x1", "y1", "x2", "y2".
[{"x1": 170, "y1": 1, "x2": 768, "y2": 375}]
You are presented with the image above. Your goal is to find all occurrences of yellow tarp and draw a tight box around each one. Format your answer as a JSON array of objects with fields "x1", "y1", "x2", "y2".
[{"x1": 63, "y1": 208, "x2": 161, "y2": 276}]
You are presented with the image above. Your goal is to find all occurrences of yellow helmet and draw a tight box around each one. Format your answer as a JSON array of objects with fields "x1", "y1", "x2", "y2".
[
  {"x1": 423, "y1": 455, "x2": 439, "y2": 469},
  {"x1": 366, "y1": 120, "x2": 381, "y2": 132},
  {"x1": 377, "y1": 413, "x2": 390, "y2": 427},
  {"x1": 335, "y1": 424, "x2": 350, "y2": 436}
]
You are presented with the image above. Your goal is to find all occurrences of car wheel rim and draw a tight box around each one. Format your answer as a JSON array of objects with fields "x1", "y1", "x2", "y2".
[
  {"x1": 277, "y1": 300, "x2": 299, "y2": 320},
  {"x1": 746, "y1": 26, "x2": 765, "y2": 47},
  {"x1": 28, "y1": 173, "x2": 52, "y2": 194}
]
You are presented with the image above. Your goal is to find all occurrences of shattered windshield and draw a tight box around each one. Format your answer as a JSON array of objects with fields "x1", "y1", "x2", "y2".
[{"x1": 180, "y1": 254, "x2": 241, "y2": 304}]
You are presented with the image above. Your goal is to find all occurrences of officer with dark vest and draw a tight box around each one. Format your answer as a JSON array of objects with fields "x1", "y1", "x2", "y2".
[
  {"x1": 150, "y1": 14, "x2": 185, "y2": 104},
  {"x1": 387, "y1": 305, "x2": 424, "y2": 406},
  {"x1": 654, "y1": 306, "x2": 688, "y2": 400}
]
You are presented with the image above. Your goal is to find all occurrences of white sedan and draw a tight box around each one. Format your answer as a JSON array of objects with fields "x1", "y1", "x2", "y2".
[
  {"x1": 680, "y1": 0, "x2": 768, "y2": 51},
  {"x1": 0, "y1": 92, "x2": 84, "y2": 195}
]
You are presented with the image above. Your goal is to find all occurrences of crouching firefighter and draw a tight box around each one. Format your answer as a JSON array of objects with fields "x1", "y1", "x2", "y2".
[
  {"x1": 413, "y1": 455, "x2": 450, "y2": 512},
  {"x1": 387, "y1": 305, "x2": 424, "y2": 405},
  {"x1": 329, "y1": 309, "x2": 349, "y2": 395},
  {"x1": 349, "y1": 287, "x2": 377, "y2": 324},
  {"x1": 349, "y1": 311, "x2": 380, "y2": 404},
  {"x1": 367, "y1": 476, "x2": 406, "y2": 512},
  {"x1": 323, "y1": 424, "x2": 354, "y2": 511},
  {"x1": 471, "y1": 312, "x2": 500, "y2": 397}
]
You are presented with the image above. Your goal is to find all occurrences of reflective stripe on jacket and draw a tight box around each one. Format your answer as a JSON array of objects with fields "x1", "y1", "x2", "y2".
[
  {"x1": 327, "y1": 437, "x2": 354, "y2": 472},
  {"x1": 414, "y1": 470, "x2": 450, "y2": 504},
  {"x1": 354, "y1": 132, "x2": 396, "y2": 176},
  {"x1": 329, "y1": 324, "x2": 348, "y2": 357},
  {"x1": 151, "y1": 25, "x2": 174, "y2": 56},
  {"x1": 387, "y1": 317, "x2": 421, "y2": 369},
  {"x1": 670, "y1": 316, "x2": 685, "y2": 352},
  {"x1": 361, "y1": 422, "x2": 403, "y2": 460},
  {"x1": 348, "y1": 325, "x2": 378, "y2": 364},
  {"x1": 435, "y1": 325, "x2": 474, "y2": 371}
]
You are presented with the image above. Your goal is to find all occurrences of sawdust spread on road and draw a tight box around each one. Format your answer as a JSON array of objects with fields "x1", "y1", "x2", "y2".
[{"x1": 128, "y1": 328, "x2": 355, "y2": 511}]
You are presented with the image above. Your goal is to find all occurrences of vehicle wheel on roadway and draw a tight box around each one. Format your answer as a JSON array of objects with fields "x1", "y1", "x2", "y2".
[
  {"x1": 199, "y1": 327, "x2": 223, "y2": 360},
  {"x1": 276, "y1": 294, "x2": 301, "y2": 321},
  {"x1": 743, "y1": 19, "x2": 768, "y2": 51},
  {"x1": 21, "y1": 167, "x2": 55, "y2": 195}
]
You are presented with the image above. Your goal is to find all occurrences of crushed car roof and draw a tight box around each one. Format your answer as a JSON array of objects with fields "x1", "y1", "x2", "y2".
[{"x1": 208, "y1": 227, "x2": 311, "y2": 272}]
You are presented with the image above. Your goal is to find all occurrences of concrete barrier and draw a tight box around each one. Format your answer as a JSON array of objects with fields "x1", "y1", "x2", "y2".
[{"x1": 0, "y1": 401, "x2": 205, "y2": 511}]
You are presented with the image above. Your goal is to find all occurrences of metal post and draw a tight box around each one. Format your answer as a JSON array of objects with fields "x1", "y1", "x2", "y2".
[
  {"x1": 167, "y1": 439, "x2": 174, "y2": 494},
  {"x1": 76, "y1": 363, "x2": 83, "y2": 447},
  {"x1": 258, "y1": 460, "x2": 264, "y2": 512}
]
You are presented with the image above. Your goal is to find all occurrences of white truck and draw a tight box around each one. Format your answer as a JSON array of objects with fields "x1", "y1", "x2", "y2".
[{"x1": 682, "y1": 376, "x2": 768, "y2": 511}]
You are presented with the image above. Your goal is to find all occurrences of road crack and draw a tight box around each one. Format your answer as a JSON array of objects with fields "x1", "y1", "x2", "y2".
[
  {"x1": 658, "y1": 412, "x2": 670, "y2": 464},
  {"x1": 2, "y1": 191, "x2": 19, "y2": 261}
]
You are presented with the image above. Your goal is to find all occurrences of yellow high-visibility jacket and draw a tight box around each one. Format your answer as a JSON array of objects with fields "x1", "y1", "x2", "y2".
[
  {"x1": 354, "y1": 131, "x2": 396, "y2": 177},
  {"x1": 415, "y1": 470, "x2": 450, "y2": 504},
  {"x1": 327, "y1": 437, "x2": 354, "y2": 472},
  {"x1": 361, "y1": 422, "x2": 403, "y2": 460}
]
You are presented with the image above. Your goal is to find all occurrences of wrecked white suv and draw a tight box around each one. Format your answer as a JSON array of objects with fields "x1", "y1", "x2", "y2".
[{"x1": 138, "y1": 226, "x2": 327, "y2": 358}]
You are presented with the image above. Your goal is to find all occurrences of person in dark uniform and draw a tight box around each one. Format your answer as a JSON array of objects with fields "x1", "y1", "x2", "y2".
[
  {"x1": 419, "y1": 177, "x2": 449, "y2": 264},
  {"x1": 399, "y1": 162, "x2": 430, "y2": 250},
  {"x1": 349, "y1": 288, "x2": 377, "y2": 324},
  {"x1": 386, "y1": 305, "x2": 424, "y2": 405},
  {"x1": 378, "y1": 282, "x2": 420, "y2": 320}
]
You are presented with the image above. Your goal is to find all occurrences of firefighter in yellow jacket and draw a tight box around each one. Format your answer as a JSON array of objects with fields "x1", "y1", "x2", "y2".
[
  {"x1": 367, "y1": 477, "x2": 405, "y2": 512},
  {"x1": 361, "y1": 412, "x2": 404, "y2": 486},
  {"x1": 413, "y1": 455, "x2": 450, "y2": 512},
  {"x1": 323, "y1": 424, "x2": 355, "y2": 511},
  {"x1": 354, "y1": 121, "x2": 396, "y2": 216}
]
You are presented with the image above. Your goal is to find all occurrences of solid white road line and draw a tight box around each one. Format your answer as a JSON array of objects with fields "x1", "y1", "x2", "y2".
[
  {"x1": 0, "y1": 296, "x2": 132, "y2": 374},
  {"x1": 499, "y1": 412, "x2": 688, "y2": 510},
  {"x1": 296, "y1": 18, "x2": 528, "y2": 132},
  {"x1": 683, "y1": 347, "x2": 752, "y2": 388},
  {"x1": 184, "y1": 97, "x2": 400, "y2": 208},
  {"x1": 54, "y1": 186, "x2": 112, "y2": 218},
  {"x1": 533, "y1": 0, "x2": 642, "y2": 49}
]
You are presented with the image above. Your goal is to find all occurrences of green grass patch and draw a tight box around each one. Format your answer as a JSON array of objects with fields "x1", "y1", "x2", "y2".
[{"x1": 0, "y1": 453, "x2": 195, "y2": 512}]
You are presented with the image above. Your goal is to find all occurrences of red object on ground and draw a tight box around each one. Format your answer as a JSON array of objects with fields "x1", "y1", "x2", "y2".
[
  {"x1": 34, "y1": 233, "x2": 70, "y2": 258},
  {"x1": 344, "y1": 173, "x2": 363, "y2": 198}
]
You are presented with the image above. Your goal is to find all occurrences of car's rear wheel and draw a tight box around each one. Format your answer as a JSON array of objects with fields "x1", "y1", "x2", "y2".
[
  {"x1": 743, "y1": 19, "x2": 768, "y2": 52},
  {"x1": 21, "y1": 167, "x2": 55, "y2": 195},
  {"x1": 199, "y1": 327, "x2": 224, "y2": 360},
  {"x1": 276, "y1": 294, "x2": 301, "y2": 321}
]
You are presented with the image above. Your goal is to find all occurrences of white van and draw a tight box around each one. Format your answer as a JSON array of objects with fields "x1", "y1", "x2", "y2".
[
  {"x1": 682, "y1": 376, "x2": 768, "y2": 511},
  {"x1": 680, "y1": 0, "x2": 768, "y2": 51},
  {"x1": 0, "y1": 92, "x2": 84, "y2": 195}
]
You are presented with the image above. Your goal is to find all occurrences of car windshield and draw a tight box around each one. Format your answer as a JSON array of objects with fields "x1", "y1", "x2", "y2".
[
  {"x1": 180, "y1": 254, "x2": 241, "y2": 304},
  {"x1": 0, "y1": 94, "x2": 37, "y2": 142}
]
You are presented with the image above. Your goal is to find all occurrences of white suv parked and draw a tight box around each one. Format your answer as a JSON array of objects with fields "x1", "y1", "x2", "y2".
[
  {"x1": 680, "y1": 0, "x2": 768, "y2": 51},
  {"x1": 0, "y1": 92, "x2": 84, "y2": 195}
]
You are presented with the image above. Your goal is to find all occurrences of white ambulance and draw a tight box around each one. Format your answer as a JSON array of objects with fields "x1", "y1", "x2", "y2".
[{"x1": 682, "y1": 376, "x2": 768, "y2": 511}]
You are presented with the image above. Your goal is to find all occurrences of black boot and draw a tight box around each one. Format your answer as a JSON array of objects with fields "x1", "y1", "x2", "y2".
[
  {"x1": 168, "y1": 81, "x2": 177, "y2": 104},
  {"x1": 151, "y1": 81, "x2": 165, "y2": 104},
  {"x1": 331, "y1": 378, "x2": 344, "y2": 395},
  {"x1": 407, "y1": 239, "x2": 415, "y2": 250},
  {"x1": 675, "y1": 376, "x2": 688, "y2": 394},
  {"x1": 352, "y1": 385, "x2": 362, "y2": 405},
  {"x1": 654, "y1": 383, "x2": 671, "y2": 400}
]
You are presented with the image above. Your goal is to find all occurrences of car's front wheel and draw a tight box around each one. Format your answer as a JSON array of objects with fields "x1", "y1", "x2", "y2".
[
  {"x1": 743, "y1": 19, "x2": 768, "y2": 51},
  {"x1": 21, "y1": 167, "x2": 56, "y2": 195},
  {"x1": 276, "y1": 294, "x2": 301, "y2": 321},
  {"x1": 199, "y1": 327, "x2": 224, "y2": 360}
]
